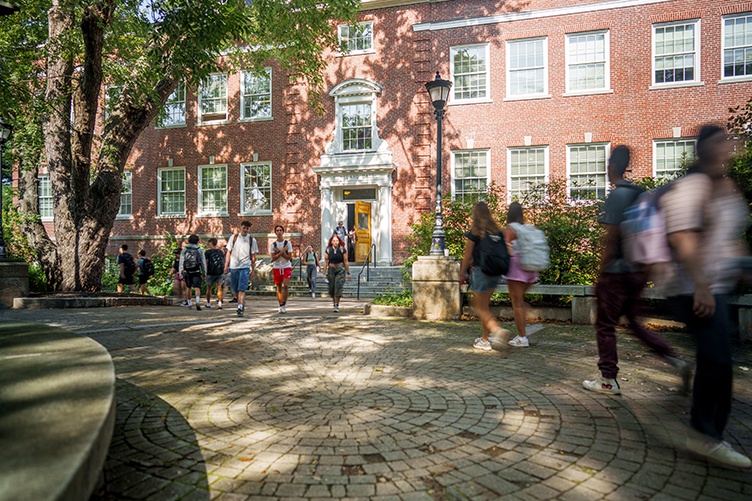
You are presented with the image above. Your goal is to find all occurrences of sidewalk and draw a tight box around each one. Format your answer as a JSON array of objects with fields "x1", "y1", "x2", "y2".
[{"x1": 1, "y1": 298, "x2": 751, "y2": 500}]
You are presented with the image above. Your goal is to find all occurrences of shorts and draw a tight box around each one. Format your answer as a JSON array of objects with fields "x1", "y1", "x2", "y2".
[
  {"x1": 472, "y1": 267, "x2": 501, "y2": 293},
  {"x1": 273, "y1": 267, "x2": 292, "y2": 285},
  {"x1": 183, "y1": 271, "x2": 202, "y2": 289},
  {"x1": 173, "y1": 273, "x2": 185, "y2": 282},
  {"x1": 230, "y1": 268, "x2": 250, "y2": 293},
  {"x1": 118, "y1": 274, "x2": 135, "y2": 285},
  {"x1": 138, "y1": 274, "x2": 150, "y2": 286},
  {"x1": 206, "y1": 274, "x2": 224, "y2": 286},
  {"x1": 504, "y1": 253, "x2": 539, "y2": 284}
]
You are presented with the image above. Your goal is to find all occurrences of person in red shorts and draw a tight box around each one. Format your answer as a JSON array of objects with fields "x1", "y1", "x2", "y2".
[{"x1": 270, "y1": 224, "x2": 293, "y2": 314}]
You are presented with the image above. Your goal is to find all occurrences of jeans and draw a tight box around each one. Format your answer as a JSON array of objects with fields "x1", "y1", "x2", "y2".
[
  {"x1": 595, "y1": 272, "x2": 676, "y2": 379},
  {"x1": 306, "y1": 264, "x2": 317, "y2": 294},
  {"x1": 668, "y1": 294, "x2": 733, "y2": 441}
]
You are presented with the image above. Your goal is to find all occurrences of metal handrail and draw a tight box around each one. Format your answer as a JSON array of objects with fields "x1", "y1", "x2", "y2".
[{"x1": 356, "y1": 244, "x2": 377, "y2": 300}]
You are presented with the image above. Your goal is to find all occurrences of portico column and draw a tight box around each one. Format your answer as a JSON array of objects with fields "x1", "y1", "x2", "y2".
[
  {"x1": 321, "y1": 187, "x2": 333, "y2": 254},
  {"x1": 377, "y1": 184, "x2": 392, "y2": 265}
]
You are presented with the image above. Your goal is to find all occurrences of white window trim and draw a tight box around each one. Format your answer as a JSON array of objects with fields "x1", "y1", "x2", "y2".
[
  {"x1": 505, "y1": 37, "x2": 550, "y2": 101},
  {"x1": 116, "y1": 170, "x2": 133, "y2": 220},
  {"x1": 329, "y1": 80, "x2": 382, "y2": 154},
  {"x1": 197, "y1": 164, "x2": 229, "y2": 217},
  {"x1": 38, "y1": 175, "x2": 53, "y2": 222},
  {"x1": 240, "y1": 161, "x2": 273, "y2": 216},
  {"x1": 650, "y1": 19, "x2": 702, "y2": 89},
  {"x1": 156, "y1": 81, "x2": 187, "y2": 129},
  {"x1": 157, "y1": 166, "x2": 186, "y2": 218},
  {"x1": 197, "y1": 73, "x2": 229, "y2": 125},
  {"x1": 720, "y1": 13, "x2": 752, "y2": 83},
  {"x1": 566, "y1": 143, "x2": 610, "y2": 200},
  {"x1": 450, "y1": 43, "x2": 492, "y2": 105},
  {"x1": 564, "y1": 30, "x2": 611, "y2": 96},
  {"x1": 506, "y1": 146, "x2": 550, "y2": 201},
  {"x1": 338, "y1": 21, "x2": 375, "y2": 56},
  {"x1": 652, "y1": 138, "x2": 697, "y2": 178},
  {"x1": 450, "y1": 149, "x2": 491, "y2": 200},
  {"x1": 240, "y1": 68, "x2": 273, "y2": 122}
]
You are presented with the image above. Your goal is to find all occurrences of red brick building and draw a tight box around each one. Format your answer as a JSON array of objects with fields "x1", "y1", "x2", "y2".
[{"x1": 40, "y1": 0, "x2": 751, "y2": 263}]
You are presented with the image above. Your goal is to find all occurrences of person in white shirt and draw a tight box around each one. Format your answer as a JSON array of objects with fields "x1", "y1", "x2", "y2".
[
  {"x1": 270, "y1": 224, "x2": 293, "y2": 313},
  {"x1": 224, "y1": 221, "x2": 258, "y2": 317}
]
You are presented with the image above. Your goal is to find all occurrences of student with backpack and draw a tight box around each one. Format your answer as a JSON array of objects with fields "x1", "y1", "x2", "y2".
[
  {"x1": 179, "y1": 234, "x2": 206, "y2": 311},
  {"x1": 224, "y1": 221, "x2": 258, "y2": 317},
  {"x1": 270, "y1": 224, "x2": 294, "y2": 313},
  {"x1": 304, "y1": 244, "x2": 320, "y2": 298},
  {"x1": 459, "y1": 201, "x2": 512, "y2": 352},
  {"x1": 503, "y1": 202, "x2": 546, "y2": 347},
  {"x1": 136, "y1": 249, "x2": 154, "y2": 296},
  {"x1": 204, "y1": 238, "x2": 226, "y2": 309},
  {"x1": 117, "y1": 244, "x2": 138, "y2": 293},
  {"x1": 583, "y1": 145, "x2": 690, "y2": 396}
]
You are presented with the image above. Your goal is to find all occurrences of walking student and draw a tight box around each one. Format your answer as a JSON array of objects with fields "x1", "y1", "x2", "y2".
[
  {"x1": 180, "y1": 234, "x2": 206, "y2": 311},
  {"x1": 503, "y1": 202, "x2": 539, "y2": 348},
  {"x1": 225, "y1": 221, "x2": 258, "y2": 317},
  {"x1": 459, "y1": 201, "x2": 512, "y2": 352},
  {"x1": 136, "y1": 249, "x2": 154, "y2": 296},
  {"x1": 324, "y1": 234, "x2": 350, "y2": 312},
  {"x1": 663, "y1": 125, "x2": 751, "y2": 468},
  {"x1": 270, "y1": 225, "x2": 294, "y2": 313},
  {"x1": 583, "y1": 145, "x2": 690, "y2": 396},
  {"x1": 171, "y1": 248, "x2": 189, "y2": 306},
  {"x1": 304, "y1": 244, "x2": 320, "y2": 298},
  {"x1": 204, "y1": 238, "x2": 226, "y2": 309},
  {"x1": 117, "y1": 244, "x2": 138, "y2": 293}
]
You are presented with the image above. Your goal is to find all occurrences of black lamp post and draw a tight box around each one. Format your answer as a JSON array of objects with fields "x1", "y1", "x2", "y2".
[
  {"x1": 0, "y1": 117, "x2": 13, "y2": 261},
  {"x1": 425, "y1": 71, "x2": 452, "y2": 256}
]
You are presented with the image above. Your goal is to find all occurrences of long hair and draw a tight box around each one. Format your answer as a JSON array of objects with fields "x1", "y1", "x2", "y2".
[
  {"x1": 506, "y1": 201, "x2": 524, "y2": 225},
  {"x1": 328, "y1": 234, "x2": 345, "y2": 249},
  {"x1": 470, "y1": 201, "x2": 502, "y2": 237}
]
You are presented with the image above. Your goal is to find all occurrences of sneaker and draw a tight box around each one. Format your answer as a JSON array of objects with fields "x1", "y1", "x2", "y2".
[
  {"x1": 686, "y1": 436, "x2": 752, "y2": 468},
  {"x1": 312, "y1": 292, "x2": 316, "y2": 298},
  {"x1": 324, "y1": 278, "x2": 329, "y2": 283},
  {"x1": 280, "y1": 305, "x2": 287, "y2": 314},
  {"x1": 582, "y1": 376, "x2": 621, "y2": 395},
  {"x1": 473, "y1": 337, "x2": 492, "y2": 351},
  {"x1": 667, "y1": 356, "x2": 693, "y2": 395},
  {"x1": 334, "y1": 304, "x2": 340, "y2": 313},
  {"x1": 489, "y1": 329, "x2": 512, "y2": 352},
  {"x1": 217, "y1": 302, "x2": 223, "y2": 310},
  {"x1": 229, "y1": 298, "x2": 238, "y2": 303},
  {"x1": 236, "y1": 307, "x2": 243, "y2": 317},
  {"x1": 196, "y1": 303, "x2": 201, "y2": 311},
  {"x1": 508, "y1": 335, "x2": 529, "y2": 347},
  {"x1": 205, "y1": 302, "x2": 211, "y2": 309},
  {"x1": 181, "y1": 301, "x2": 189, "y2": 307}
]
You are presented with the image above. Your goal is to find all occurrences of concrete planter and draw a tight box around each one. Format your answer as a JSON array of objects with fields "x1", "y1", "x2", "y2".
[{"x1": 365, "y1": 303, "x2": 413, "y2": 318}]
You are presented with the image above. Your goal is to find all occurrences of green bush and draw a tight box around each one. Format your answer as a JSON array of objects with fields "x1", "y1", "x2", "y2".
[{"x1": 372, "y1": 290, "x2": 413, "y2": 307}]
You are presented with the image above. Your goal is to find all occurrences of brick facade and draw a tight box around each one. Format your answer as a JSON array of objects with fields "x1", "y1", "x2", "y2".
[{"x1": 100, "y1": 0, "x2": 752, "y2": 263}]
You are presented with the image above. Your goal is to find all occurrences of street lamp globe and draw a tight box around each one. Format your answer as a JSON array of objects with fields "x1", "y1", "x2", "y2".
[{"x1": 425, "y1": 72, "x2": 452, "y2": 111}]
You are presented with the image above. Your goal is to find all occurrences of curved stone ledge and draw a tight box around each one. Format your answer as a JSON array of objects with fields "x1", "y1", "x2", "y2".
[
  {"x1": 13, "y1": 295, "x2": 173, "y2": 309},
  {"x1": 0, "y1": 322, "x2": 116, "y2": 501},
  {"x1": 365, "y1": 303, "x2": 414, "y2": 318}
]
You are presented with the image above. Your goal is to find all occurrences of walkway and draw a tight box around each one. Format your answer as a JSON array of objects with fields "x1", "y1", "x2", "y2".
[{"x1": 1, "y1": 298, "x2": 751, "y2": 500}]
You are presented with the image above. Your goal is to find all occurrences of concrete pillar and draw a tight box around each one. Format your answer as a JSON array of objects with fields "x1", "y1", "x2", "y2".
[
  {"x1": 412, "y1": 256, "x2": 461, "y2": 321},
  {"x1": 572, "y1": 296, "x2": 597, "y2": 325},
  {"x1": 0, "y1": 261, "x2": 29, "y2": 309}
]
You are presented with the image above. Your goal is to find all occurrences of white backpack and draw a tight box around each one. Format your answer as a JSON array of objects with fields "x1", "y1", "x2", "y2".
[{"x1": 508, "y1": 222, "x2": 550, "y2": 272}]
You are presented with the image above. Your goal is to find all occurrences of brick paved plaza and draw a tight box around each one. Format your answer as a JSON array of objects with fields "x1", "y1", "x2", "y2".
[{"x1": 1, "y1": 300, "x2": 751, "y2": 500}]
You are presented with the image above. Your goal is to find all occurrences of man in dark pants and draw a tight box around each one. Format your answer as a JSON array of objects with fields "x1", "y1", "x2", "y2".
[{"x1": 583, "y1": 145, "x2": 690, "y2": 396}]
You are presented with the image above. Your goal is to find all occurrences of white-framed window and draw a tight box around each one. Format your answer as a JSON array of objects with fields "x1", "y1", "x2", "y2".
[
  {"x1": 157, "y1": 81, "x2": 186, "y2": 127},
  {"x1": 507, "y1": 37, "x2": 548, "y2": 98},
  {"x1": 654, "y1": 139, "x2": 696, "y2": 180},
  {"x1": 342, "y1": 103, "x2": 373, "y2": 151},
  {"x1": 240, "y1": 162, "x2": 272, "y2": 214},
  {"x1": 38, "y1": 175, "x2": 53, "y2": 221},
  {"x1": 567, "y1": 144, "x2": 609, "y2": 200},
  {"x1": 451, "y1": 150, "x2": 489, "y2": 202},
  {"x1": 157, "y1": 167, "x2": 186, "y2": 217},
  {"x1": 450, "y1": 44, "x2": 490, "y2": 102},
  {"x1": 722, "y1": 13, "x2": 752, "y2": 80},
  {"x1": 566, "y1": 31, "x2": 610, "y2": 93},
  {"x1": 338, "y1": 21, "x2": 374, "y2": 54},
  {"x1": 198, "y1": 74, "x2": 228, "y2": 124},
  {"x1": 198, "y1": 165, "x2": 228, "y2": 216},
  {"x1": 653, "y1": 20, "x2": 700, "y2": 86},
  {"x1": 117, "y1": 171, "x2": 132, "y2": 218},
  {"x1": 508, "y1": 147, "x2": 548, "y2": 199},
  {"x1": 240, "y1": 68, "x2": 272, "y2": 121}
]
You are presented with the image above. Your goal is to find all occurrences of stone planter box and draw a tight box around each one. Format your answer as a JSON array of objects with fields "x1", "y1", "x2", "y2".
[{"x1": 365, "y1": 304, "x2": 413, "y2": 318}]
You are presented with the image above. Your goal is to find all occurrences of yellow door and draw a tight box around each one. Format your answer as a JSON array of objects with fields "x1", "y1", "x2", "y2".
[{"x1": 354, "y1": 201, "x2": 371, "y2": 262}]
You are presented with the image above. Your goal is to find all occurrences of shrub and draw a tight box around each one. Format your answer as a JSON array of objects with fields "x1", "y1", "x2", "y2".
[{"x1": 372, "y1": 289, "x2": 413, "y2": 307}]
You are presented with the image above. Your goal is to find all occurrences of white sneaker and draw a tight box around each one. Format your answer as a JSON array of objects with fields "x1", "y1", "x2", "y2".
[
  {"x1": 687, "y1": 436, "x2": 752, "y2": 468},
  {"x1": 333, "y1": 304, "x2": 340, "y2": 313},
  {"x1": 278, "y1": 305, "x2": 286, "y2": 314},
  {"x1": 473, "y1": 337, "x2": 492, "y2": 351},
  {"x1": 582, "y1": 376, "x2": 621, "y2": 395},
  {"x1": 205, "y1": 302, "x2": 211, "y2": 309},
  {"x1": 508, "y1": 335, "x2": 529, "y2": 347},
  {"x1": 217, "y1": 302, "x2": 223, "y2": 310},
  {"x1": 312, "y1": 292, "x2": 316, "y2": 298}
]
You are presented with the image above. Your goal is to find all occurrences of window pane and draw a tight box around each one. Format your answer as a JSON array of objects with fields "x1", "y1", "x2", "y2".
[
  {"x1": 509, "y1": 148, "x2": 546, "y2": 198},
  {"x1": 38, "y1": 175, "x2": 54, "y2": 219},
  {"x1": 242, "y1": 69, "x2": 272, "y2": 119},
  {"x1": 655, "y1": 139, "x2": 696, "y2": 180},
  {"x1": 159, "y1": 169, "x2": 185, "y2": 215},
  {"x1": 452, "y1": 46, "x2": 488, "y2": 100},
  {"x1": 119, "y1": 171, "x2": 132, "y2": 216},
  {"x1": 655, "y1": 23, "x2": 697, "y2": 83},
  {"x1": 723, "y1": 15, "x2": 752, "y2": 78},
  {"x1": 342, "y1": 103, "x2": 372, "y2": 151},
  {"x1": 242, "y1": 163, "x2": 272, "y2": 212},
  {"x1": 569, "y1": 145, "x2": 607, "y2": 200},
  {"x1": 453, "y1": 151, "x2": 488, "y2": 202},
  {"x1": 509, "y1": 39, "x2": 545, "y2": 96},
  {"x1": 340, "y1": 22, "x2": 373, "y2": 53},
  {"x1": 200, "y1": 166, "x2": 227, "y2": 214},
  {"x1": 199, "y1": 75, "x2": 228, "y2": 121},
  {"x1": 568, "y1": 33, "x2": 606, "y2": 91}
]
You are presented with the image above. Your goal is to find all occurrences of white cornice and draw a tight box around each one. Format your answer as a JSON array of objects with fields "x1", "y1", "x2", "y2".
[
  {"x1": 413, "y1": 0, "x2": 673, "y2": 32},
  {"x1": 360, "y1": 0, "x2": 448, "y2": 12}
]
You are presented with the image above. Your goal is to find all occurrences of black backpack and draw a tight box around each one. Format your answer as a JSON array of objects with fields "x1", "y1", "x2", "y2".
[
  {"x1": 122, "y1": 253, "x2": 138, "y2": 276},
  {"x1": 206, "y1": 249, "x2": 225, "y2": 276},
  {"x1": 476, "y1": 231, "x2": 510, "y2": 276},
  {"x1": 140, "y1": 257, "x2": 155, "y2": 277},
  {"x1": 183, "y1": 247, "x2": 201, "y2": 272}
]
